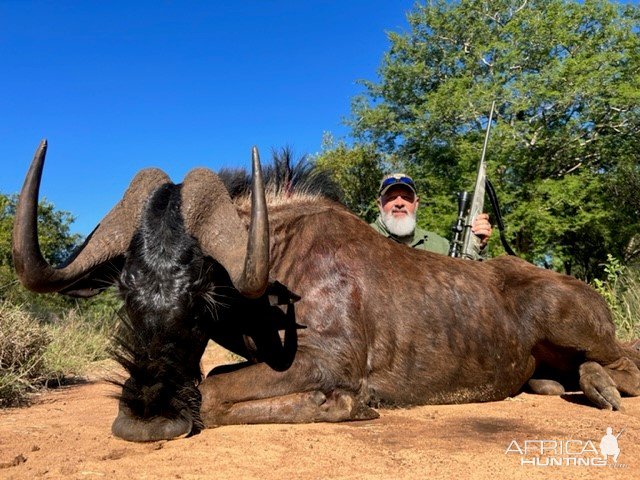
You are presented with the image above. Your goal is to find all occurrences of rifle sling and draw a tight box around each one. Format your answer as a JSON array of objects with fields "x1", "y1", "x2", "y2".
[{"x1": 485, "y1": 178, "x2": 517, "y2": 257}]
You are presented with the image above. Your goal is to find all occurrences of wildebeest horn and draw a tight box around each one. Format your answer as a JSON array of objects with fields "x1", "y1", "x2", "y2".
[
  {"x1": 181, "y1": 147, "x2": 269, "y2": 298},
  {"x1": 12, "y1": 140, "x2": 170, "y2": 293}
]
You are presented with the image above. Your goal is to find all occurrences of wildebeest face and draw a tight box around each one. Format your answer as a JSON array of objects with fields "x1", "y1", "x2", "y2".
[
  {"x1": 110, "y1": 185, "x2": 212, "y2": 441},
  {"x1": 12, "y1": 142, "x2": 270, "y2": 442}
]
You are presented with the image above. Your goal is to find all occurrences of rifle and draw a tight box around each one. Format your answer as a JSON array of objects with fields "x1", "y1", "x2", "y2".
[
  {"x1": 449, "y1": 102, "x2": 494, "y2": 259},
  {"x1": 449, "y1": 102, "x2": 516, "y2": 259}
]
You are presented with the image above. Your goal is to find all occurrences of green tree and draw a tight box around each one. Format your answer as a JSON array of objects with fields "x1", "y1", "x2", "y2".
[
  {"x1": 313, "y1": 134, "x2": 384, "y2": 222},
  {"x1": 0, "y1": 193, "x2": 81, "y2": 268},
  {"x1": 350, "y1": 0, "x2": 640, "y2": 280},
  {"x1": 0, "y1": 193, "x2": 82, "y2": 311}
]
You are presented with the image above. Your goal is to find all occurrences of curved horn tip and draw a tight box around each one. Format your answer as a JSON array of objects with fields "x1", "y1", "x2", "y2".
[{"x1": 35, "y1": 139, "x2": 48, "y2": 157}]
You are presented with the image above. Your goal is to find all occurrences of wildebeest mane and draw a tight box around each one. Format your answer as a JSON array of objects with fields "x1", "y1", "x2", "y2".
[{"x1": 218, "y1": 147, "x2": 342, "y2": 202}]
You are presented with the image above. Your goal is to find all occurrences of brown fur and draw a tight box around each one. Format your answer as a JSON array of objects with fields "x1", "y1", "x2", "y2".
[{"x1": 198, "y1": 196, "x2": 640, "y2": 427}]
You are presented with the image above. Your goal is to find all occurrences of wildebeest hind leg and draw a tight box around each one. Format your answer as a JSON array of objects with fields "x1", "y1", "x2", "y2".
[
  {"x1": 602, "y1": 357, "x2": 640, "y2": 396},
  {"x1": 577, "y1": 346, "x2": 640, "y2": 409},
  {"x1": 541, "y1": 293, "x2": 640, "y2": 408},
  {"x1": 579, "y1": 362, "x2": 622, "y2": 410}
]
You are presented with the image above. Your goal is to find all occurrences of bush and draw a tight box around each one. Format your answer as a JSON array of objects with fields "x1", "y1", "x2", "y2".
[
  {"x1": 592, "y1": 255, "x2": 640, "y2": 341},
  {"x1": 0, "y1": 299, "x2": 118, "y2": 407},
  {"x1": 0, "y1": 191, "x2": 122, "y2": 406},
  {"x1": 0, "y1": 302, "x2": 50, "y2": 406}
]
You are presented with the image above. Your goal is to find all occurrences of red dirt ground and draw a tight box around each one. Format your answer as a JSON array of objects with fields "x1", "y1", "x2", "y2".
[{"x1": 1, "y1": 343, "x2": 638, "y2": 480}]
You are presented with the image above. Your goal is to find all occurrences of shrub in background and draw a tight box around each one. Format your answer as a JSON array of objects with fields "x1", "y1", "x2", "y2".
[
  {"x1": 0, "y1": 298, "x2": 119, "y2": 407},
  {"x1": 0, "y1": 302, "x2": 50, "y2": 406},
  {"x1": 592, "y1": 255, "x2": 640, "y2": 341}
]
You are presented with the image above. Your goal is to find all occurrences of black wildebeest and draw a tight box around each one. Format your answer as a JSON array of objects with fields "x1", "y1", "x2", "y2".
[{"x1": 13, "y1": 141, "x2": 640, "y2": 442}]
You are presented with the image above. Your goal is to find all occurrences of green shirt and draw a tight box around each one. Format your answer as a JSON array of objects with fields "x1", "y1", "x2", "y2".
[{"x1": 370, "y1": 216, "x2": 450, "y2": 255}]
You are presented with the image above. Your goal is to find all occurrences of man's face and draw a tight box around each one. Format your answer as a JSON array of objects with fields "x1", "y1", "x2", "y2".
[
  {"x1": 378, "y1": 185, "x2": 419, "y2": 237},
  {"x1": 378, "y1": 185, "x2": 419, "y2": 218}
]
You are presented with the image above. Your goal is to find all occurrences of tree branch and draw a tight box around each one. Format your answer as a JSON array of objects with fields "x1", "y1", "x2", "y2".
[{"x1": 513, "y1": 0, "x2": 528, "y2": 16}]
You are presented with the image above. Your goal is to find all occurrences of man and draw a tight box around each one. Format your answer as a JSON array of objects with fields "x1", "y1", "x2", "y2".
[{"x1": 370, "y1": 173, "x2": 492, "y2": 258}]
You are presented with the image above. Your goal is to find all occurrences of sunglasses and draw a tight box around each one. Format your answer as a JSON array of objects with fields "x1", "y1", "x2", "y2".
[{"x1": 380, "y1": 175, "x2": 416, "y2": 192}]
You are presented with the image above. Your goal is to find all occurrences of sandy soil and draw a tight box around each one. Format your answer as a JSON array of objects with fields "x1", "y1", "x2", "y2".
[{"x1": 1, "y1": 343, "x2": 639, "y2": 480}]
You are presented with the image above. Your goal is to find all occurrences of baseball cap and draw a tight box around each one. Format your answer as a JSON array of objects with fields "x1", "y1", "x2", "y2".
[{"x1": 378, "y1": 173, "x2": 417, "y2": 196}]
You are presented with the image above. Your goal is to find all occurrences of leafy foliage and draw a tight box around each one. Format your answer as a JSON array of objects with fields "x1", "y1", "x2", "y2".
[
  {"x1": 349, "y1": 0, "x2": 640, "y2": 279},
  {"x1": 0, "y1": 193, "x2": 81, "y2": 268},
  {"x1": 591, "y1": 255, "x2": 640, "y2": 340},
  {"x1": 0, "y1": 193, "x2": 87, "y2": 314},
  {"x1": 313, "y1": 134, "x2": 384, "y2": 222}
]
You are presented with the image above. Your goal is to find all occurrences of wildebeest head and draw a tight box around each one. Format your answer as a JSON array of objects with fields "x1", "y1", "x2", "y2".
[{"x1": 12, "y1": 141, "x2": 270, "y2": 441}]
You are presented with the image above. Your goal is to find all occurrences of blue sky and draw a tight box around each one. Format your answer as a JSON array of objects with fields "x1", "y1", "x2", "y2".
[{"x1": 1, "y1": 1, "x2": 416, "y2": 234}]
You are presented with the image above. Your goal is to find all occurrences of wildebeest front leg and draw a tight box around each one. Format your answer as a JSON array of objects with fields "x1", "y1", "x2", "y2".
[
  {"x1": 198, "y1": 361, "x2": 378, "y2": 426},
  {"x1": 204, "y1": 389, "x2": 378, "y2": 425}
]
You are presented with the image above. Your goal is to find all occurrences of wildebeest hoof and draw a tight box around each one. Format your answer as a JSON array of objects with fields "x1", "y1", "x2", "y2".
[
  {"x1": 528, "y1": 379, "x2": 565, "y2": 396},
  {"x1": 328, "y1": 390, "x2": 379, "y2": 420},
  {"x1": 604, "y1": 357, "x2": 640, "y2": 396},
  {"x1": 310, "y1": 391, "x2": 327, "y2": 406},
  {"x1": 579, "y1": 362, "x2": 622, "y2": 411},
  {"x1": 351, "y1": 403, "x2": 380, "y2": 420},
  {"x1": 624, "y1": 339, "x2": 640, "y2": 351}
]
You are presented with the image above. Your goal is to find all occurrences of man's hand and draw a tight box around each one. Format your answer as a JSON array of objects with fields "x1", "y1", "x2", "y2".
[{"x1": 471, "y1": 213, "x2": 492, "y2": 248}]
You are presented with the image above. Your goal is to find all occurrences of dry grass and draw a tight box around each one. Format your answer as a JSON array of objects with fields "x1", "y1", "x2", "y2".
[
  {"x1": 612, "y1": 267, "x2": 640, "y2": 340},
  {"x1": 592, "y1": 257, "x2": 640, "y2": 341},
  {"x1": 0, "y1": 302, "x2": 50, "y2": 406},
  {"x1": 0, "y1": 301, "x2": 116, "y2": 407}
]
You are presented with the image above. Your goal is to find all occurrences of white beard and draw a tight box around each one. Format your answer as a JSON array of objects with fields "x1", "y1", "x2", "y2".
[{"x1": 381, "y1": 211, "x2": 417, "y2": 237}]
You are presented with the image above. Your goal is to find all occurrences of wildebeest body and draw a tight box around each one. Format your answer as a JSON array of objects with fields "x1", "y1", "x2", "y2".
[
  {"x1": 221, "y1": 200, "x2": 624, "y2": 411},
  {"x1": 13, "y1": 141, "x2": 640, "y2": 442}
]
